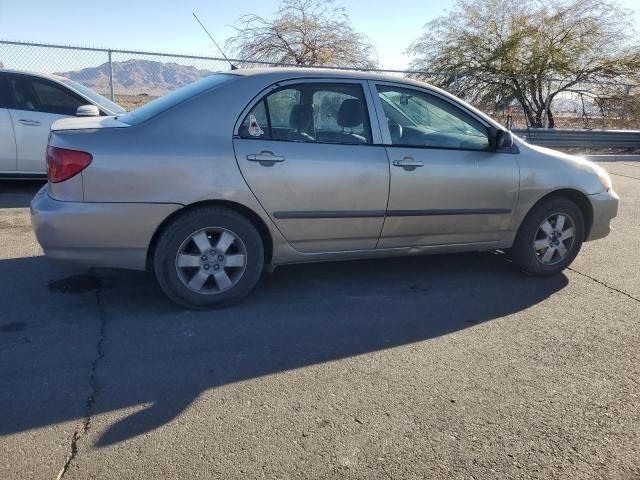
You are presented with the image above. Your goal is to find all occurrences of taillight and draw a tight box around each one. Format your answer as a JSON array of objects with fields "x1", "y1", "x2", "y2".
[{"x1": 46, "y1": 146, "x2": 93, "y2": 183}]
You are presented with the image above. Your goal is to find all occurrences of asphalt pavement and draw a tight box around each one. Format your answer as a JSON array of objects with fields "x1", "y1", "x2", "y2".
[{"x1": 0, "y1": 162, "x2": 639, "y2": 479}]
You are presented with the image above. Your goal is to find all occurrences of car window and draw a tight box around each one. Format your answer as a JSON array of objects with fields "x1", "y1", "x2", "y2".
[
  {"x1": 0, "y1": 75, "x2": 11, "y2": 109},
  {"x1": 377, "y1": 86, "x2": 489, "y2": 151},
  {"x1": 61, "y1": 78, "x2": 126, "y2": 115},
  {"x1": 9, "y1": 77, "x2": 85, "y2": 115},
  {"x1": 239, "y1": 83, "x2": 372, "y2": 145}
]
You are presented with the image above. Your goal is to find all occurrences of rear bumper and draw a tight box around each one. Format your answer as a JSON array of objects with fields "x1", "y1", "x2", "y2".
[
  {"x1": 586, "y1": 189, "x2": 619, "y2": 241},
  {"x1": 31, "y1": 185, "x2": 181, "y2": 270}
]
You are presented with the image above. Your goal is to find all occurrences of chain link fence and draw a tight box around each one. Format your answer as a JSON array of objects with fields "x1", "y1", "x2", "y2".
[{"x1": 1, "y1": 40, "x2": 638, "y2": 129}]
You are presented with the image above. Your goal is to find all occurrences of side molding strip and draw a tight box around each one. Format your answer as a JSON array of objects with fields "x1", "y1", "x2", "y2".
[
  {"x1": 273, "y1": 208, "x2": 512, "y2": 219},
  {"x1": 386, "y1": 208, "x2": 512, "y2": 216},
  {"x1": 274, "y1": 210, "x2": 386, "y2": 219}
]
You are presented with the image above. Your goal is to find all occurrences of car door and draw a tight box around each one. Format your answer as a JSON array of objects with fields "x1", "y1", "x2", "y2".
[
  {"x1": 370, "y1": 81, "x2": 519, "y2": 248},
  {"x1": 233, "y1": 80, "x2": 389, "y2": 253},
  {"x1": 0, "y1": 73, "x2": 17, "y2": 172},
  {"x1": 7, "y1": 74, "x2": 85, "y2": 173}
]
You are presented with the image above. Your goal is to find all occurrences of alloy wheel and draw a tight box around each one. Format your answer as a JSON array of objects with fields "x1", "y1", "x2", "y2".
[
  {"x1": 175, "y1": 227, "x2": 247, "y2": 294},
  {"x1": 533, "y1": 213, "x2": 576, "y2": 266}
]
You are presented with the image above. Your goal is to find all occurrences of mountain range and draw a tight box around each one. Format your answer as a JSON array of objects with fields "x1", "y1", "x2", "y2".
[{"x1": 57, "y1": 59, "x2": 218, "y2": 96}]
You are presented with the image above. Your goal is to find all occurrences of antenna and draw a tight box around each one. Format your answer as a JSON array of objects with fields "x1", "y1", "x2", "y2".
[{"x1": 192, "y1": 12, "x2": 237, "y2": 70}]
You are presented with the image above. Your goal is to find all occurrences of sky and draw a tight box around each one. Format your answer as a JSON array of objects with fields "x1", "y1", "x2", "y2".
[{"x1": 1, "y1": 0, "x2": 639, "y2": 70}]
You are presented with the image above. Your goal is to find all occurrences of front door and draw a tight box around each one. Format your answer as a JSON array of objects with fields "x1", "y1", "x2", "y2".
[
  {"x1": 7, "y1": 73, "x2": 85, "y2": 173},
  {"x1": 233, "y1": 80, "x2": 389, "y2": 253},
  {"x1": 370, "y1": 82, "x2": 519, "y2": 248}
]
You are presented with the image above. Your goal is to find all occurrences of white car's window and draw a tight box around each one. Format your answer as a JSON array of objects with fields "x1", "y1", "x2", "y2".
[
  {"x1": 239, "y1": 83, "x2": 372, "y2": 145},
  {"x1": 377, "y1": 86, "x2": 489, "y2": 151},
  {"x1": 0, "y1": 75, "x2": 10, "y2": 108},
  {"x1": 10, "y1": 76, "x2": 84, "y2": 115},
  {"x1": 62, "y1": 79, "x2": 125, "y2": 115}
]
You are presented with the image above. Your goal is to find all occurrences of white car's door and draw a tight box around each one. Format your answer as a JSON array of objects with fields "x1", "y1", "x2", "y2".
[
  {"x1": 7, "y1": 73, "x2": 85, "y2": 173},
  {"x1": 0, "y1": 73, "x2": 17, "y2": 172}
]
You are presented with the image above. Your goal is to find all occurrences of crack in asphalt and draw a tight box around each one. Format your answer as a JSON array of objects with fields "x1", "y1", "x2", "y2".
[
  {"x1": 55, "y1": 270, "x2": 106, "y2": 480},
  {"x1": 608, "y1": 172, "x2": 640, "y2": 181},
  {"x1": 568, "y1": 267, "x2": 640, "y2": 304}
]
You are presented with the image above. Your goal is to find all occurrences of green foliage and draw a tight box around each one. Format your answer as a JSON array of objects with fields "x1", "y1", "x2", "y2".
[{"x1": 407, "y1": 0, "x2": 640, "y2": 127}]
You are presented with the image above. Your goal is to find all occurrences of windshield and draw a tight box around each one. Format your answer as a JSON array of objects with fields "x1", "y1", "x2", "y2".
[
  {"x1": 119, "y1": 73, "x2": 236, "y2": 126},
  {"x1": 62, "y1": 79, "x2": 126, "y2": 115}
]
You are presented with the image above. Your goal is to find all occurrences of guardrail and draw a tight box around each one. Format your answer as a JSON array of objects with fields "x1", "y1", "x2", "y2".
[{"x1": 512, "y1": 128, "x2": 640, "y2": 149}]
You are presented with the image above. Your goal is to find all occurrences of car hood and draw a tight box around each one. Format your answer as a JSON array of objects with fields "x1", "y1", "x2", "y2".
[
  {"x1": 51, "y1": 116, "x2": 129, "y2": 131},
  {"x1": 523, "y1": 141, "x2": 599, "y2": 171}
]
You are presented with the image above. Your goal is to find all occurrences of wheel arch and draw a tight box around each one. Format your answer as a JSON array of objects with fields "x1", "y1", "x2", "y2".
[
  {"x1": 146, "y1": 199, "x2": 274, "y2": 272},
  {"x1": 518, "y1": 189, "x2": 594, "y2": 240}
]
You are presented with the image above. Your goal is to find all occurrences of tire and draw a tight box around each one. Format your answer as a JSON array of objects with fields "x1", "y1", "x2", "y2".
[
  {"x1": 511, "y1": 196, "x2": 585, "y2": 276},
  {"x1": 153, "y1": 206, "x2": 264, "y2": 309}
]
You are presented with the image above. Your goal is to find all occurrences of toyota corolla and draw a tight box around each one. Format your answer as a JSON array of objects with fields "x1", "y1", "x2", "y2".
[{"x1": 31, "y1": 69, "x2": 619, "y2": 308}]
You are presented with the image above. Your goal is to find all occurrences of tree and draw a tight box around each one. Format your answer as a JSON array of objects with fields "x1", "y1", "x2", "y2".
[
  {"x1": 225, "y1": 0, "x2": 378, "y2": 69},
  {"x1": 407, "y1": 0, "x2": 640, "y2": 127}
]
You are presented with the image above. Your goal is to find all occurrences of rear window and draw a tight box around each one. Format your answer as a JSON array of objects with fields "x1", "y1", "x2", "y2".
[{"x1": 119, "y1": 73, "x2": 235, "y2": 125}]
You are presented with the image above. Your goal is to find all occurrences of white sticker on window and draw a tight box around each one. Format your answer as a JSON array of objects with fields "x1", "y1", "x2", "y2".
[{"x1": 248, "y1": 114, "x2": 264, "y2": 137}]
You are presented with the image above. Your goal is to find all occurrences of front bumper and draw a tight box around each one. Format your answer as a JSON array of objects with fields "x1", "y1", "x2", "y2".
[
  {"x1": 30, "y1": 185, "x2": 181, "y2": 270},
  {"x1": 586, "y1": 188, "x2": 619, "y2": 241}
]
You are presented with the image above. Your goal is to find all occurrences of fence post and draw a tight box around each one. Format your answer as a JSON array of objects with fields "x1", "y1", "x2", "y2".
[
  {"x1": 620, "y1": 85, "x2": 632, "y2": 129},
  {"x1": 453, "y1": 74, "x2": 459, "y2": 96},
  {"x1": 543, "y1": 77, "x2": 552, "y2": 129},
  {"x1": 108, "y1": 49, "x2": 115, "y2": 101}
]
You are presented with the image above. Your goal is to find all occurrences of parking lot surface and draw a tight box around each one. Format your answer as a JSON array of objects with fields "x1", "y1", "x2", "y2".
[{"x1": 1, "y1": 161, "x2": 639, "y2": 479}]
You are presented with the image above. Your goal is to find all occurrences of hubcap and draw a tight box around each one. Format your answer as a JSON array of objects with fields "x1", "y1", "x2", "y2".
[
  {"x1": 533, "y1": 213, "x2": 575, "y2": 266},
  {"x1": 175, "y1": 228, "x2": 247, "y2": 294}
]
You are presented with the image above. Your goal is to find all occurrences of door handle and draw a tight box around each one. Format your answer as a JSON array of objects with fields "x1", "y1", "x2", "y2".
[
  {"x1": 247, "y1": 151, "x2": 285, "y2": 166},
  {"x1": 393, "y1": 157, "x2": 423, "y2": 169},
  {"x1": 18, "y1": 119, "x2": 41, "y2": 126}
]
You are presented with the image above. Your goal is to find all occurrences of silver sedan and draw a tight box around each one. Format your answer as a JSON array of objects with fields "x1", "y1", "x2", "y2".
[{"x1": 31, "y1": 69, "x2": 619, "y2": 308}]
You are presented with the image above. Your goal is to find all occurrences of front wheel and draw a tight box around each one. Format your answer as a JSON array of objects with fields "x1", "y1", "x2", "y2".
[
  {"x1": 511, "y1": 197, "x2": 585, "y2": 276},
  {"x1": 153, "y1": 207, "x2": 264, "y2": 309}
]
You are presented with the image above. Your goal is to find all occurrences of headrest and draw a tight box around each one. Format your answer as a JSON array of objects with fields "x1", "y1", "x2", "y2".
[
  {"x1": 337, "y1": 99, "x2": 364, "y2": 128},
  {"x1": 289, "y1": 104, "x2": 314, "y2": 131}
]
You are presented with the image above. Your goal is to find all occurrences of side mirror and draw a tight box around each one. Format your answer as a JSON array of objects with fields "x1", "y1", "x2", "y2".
[
  {"x1": 76, "y1": 105, "x2": 100, "y2": 117},
  {"x1": 496, "y1": 130, "x2": 513, "y2": 150}
]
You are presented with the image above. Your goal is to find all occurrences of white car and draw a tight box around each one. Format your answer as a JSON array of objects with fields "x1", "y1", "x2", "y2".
[{"x1": 0, "y1": 70, "x2": 125, "y2": 178}]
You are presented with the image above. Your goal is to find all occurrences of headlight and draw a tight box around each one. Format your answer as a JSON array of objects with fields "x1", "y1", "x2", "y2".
[{"x1": 596, "y1": 167, "x2": 612, "y2": 192}]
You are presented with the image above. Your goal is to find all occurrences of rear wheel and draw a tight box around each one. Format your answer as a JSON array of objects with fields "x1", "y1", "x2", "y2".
[
  {"x1": 511, "y1": 196, "x2": 585, "y2": 276},
  {"x1": 153, "y1": 207, "x2": 264, "y2": 309}
]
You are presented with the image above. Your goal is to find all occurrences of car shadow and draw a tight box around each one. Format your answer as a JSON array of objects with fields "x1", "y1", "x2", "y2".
[
  {"x1": 0, "y1": 252, "x2": 568, "y2": 447},
  {"x1": 0, "y1": 180, "x2": 46, "y2": 208}
]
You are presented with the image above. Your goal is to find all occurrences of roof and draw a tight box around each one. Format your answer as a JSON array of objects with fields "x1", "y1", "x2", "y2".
[
  {"x1": 232, "y1": 66, "x2": 420, "y2": 83},
  {"x1": 0, "y1": 69, "x2": 67, "y2": 81}
]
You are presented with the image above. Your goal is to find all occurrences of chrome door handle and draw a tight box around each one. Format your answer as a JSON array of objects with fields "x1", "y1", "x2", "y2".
[
  {"x1": 18, "y1": 119, "x2": 41, "y2": 126},
  {"x1": 247, "y1": 151, "x2": 285, "y2": 165},
  {"x1": 393, "y1": 158, "x2": 423, "y2": 169}
]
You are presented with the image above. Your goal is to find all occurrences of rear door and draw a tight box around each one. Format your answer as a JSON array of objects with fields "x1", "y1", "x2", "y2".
[
  {"x1": 233, "y1": 79, "x2": 389, "y2": 253},
  {"x1": 370, "y1": 81, "x2": 519, "y2": 248},
  {"x1": 7, "y1": 73, "x2": 85, "y2": 173},
  {"x1": 0, "y1": 73, "x2": 17, "y2": 172}
]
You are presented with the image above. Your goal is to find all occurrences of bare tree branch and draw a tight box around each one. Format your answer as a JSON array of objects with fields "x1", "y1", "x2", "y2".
[{"x1": 225, "y1": 0, "x2": 378, "y2": 69}]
